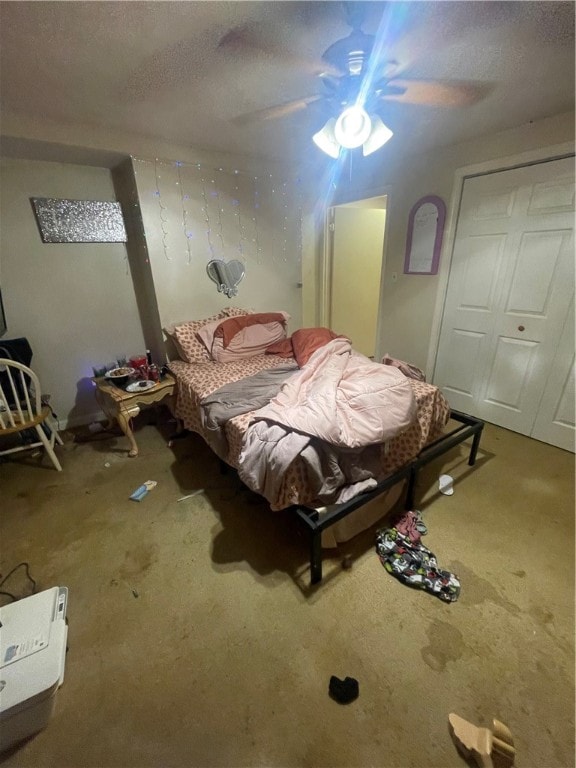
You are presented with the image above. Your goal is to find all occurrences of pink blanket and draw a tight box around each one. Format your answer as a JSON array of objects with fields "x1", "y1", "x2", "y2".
[
  {"x1": 238, "y1": 338, "x2": 417, "y2": 506},
  {"x1": 250, "y1": 337, "x2": 416, "y2": 447}
]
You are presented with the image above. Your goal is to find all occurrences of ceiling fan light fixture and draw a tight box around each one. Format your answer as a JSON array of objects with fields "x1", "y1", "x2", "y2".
[
  {"x1": 334, "y1": 105, "x2": 372, "y2": 149},
  {"x1": 312, "y1": 111, "x2": 393, "y2": 159},
  {"x1": 362, "y1": 116, "x2": 394, "y2": 156},
  {"x1": 312, "y1": 117, "x2": 340, "y2": 159}
]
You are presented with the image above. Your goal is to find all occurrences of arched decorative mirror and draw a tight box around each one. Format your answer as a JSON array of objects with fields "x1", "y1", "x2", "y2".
[{"x1": 404, "y1": 196, "x2": 446, "y2": 275}]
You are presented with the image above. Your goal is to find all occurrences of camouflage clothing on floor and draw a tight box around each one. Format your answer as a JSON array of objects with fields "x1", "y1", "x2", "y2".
[{"x1": 375, "y1": 512, "x2": 460, "y2": 603}]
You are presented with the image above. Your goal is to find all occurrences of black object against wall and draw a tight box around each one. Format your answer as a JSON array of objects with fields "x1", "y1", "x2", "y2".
[
  {"x1": 0, "y1": 337, "x2": 33, "y2": 406},
  {"x1": 0, "y1": 287, "x2": 6, "y2": 338}
]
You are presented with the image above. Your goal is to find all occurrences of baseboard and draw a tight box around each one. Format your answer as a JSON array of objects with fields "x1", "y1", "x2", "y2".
[{"x1": 58, "y1": 410, "x2": 106, "y2": 431}]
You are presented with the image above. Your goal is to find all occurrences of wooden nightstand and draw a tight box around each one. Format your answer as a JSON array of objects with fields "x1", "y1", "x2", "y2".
[{"x1": 92, "y1": 374, "x2": 176, "y2": 457}]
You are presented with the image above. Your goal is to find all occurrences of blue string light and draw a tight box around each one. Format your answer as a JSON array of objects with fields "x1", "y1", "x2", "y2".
[
  {"x1": 154, "y1": 158, "x2": 171, "y2": 261},
  {"x1": 143, "y1": 157, "x2": 301, "y2": 269},
  {"x1": 176, "y1": 162, "x2": 193, "y2": 265}
]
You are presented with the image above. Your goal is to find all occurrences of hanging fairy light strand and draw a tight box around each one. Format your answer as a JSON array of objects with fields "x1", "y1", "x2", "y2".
[
  {"x1": 153, "y1": 158, "x2": 171, "y2": 261},
  {"x1": 213, "y1": 170, "x2": 226, "y2": 255},
  {"x1": 124, "y1": 157, "x2": 150, "y2": 276},
  {"x1": 281, "y1": 181, "x2": 289, "y2": 262},
  {"x1": 252, "y1": 175, "x2": 262, "y2": 264},
  {"x1": 137, "y1": 154, "x2": 264, "y2": 180},
  {"x1": 199, "y1": 165, "x2": 217, "y2": 261},
  {"x1": 231, "y1": 171, "x2": 245, "y2": 263},
  {"x1": 131, "y1": 159, "x2": 153, "y2": 272},
  {"x1": 268, "y1": 173, "x2": 280, "y2": 263},
  {"x1": 143, "y1": 157, "x2": 303, "y2": 267},
  {"x1": 295, "y1": 175, "x2": 304, "y2": 267},
  {"x1": 175, "y1": 161, "x2": 194, "y2": 265}
]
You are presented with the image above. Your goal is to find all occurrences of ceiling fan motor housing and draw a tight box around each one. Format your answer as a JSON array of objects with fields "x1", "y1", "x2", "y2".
[{"x1": 321, "y1": 30, "x2": 374, "y2": 76}]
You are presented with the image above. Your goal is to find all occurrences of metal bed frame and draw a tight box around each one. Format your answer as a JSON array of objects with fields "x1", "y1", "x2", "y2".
[{"x1": 294, "y1": 410, "x2": 484, "y2": 585}]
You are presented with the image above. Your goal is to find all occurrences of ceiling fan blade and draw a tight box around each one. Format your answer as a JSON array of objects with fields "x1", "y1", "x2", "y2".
[
  {"x1": 232, "y1": 96, "x2": 324, "y2": 126},
  {"x1": 380, "y1": 79, "x2": 486, "y2": 107},
  {"x1": 218, "y1": 27, "x2": 343, "y2": 77}
]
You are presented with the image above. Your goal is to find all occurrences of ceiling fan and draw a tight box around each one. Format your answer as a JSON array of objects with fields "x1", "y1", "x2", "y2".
[{"x1": 220, "y1": 2, "x2": 486, "y2": 156}]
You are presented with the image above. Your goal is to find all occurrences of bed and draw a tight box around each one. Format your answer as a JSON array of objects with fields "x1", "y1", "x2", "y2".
[{"x1": 166, "y1": 310, "x2": 484, "y2": 583}]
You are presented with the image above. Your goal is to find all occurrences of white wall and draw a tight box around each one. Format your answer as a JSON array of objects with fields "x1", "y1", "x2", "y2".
[
  {"x1": 133, "y1": 158, "x2": 303, "y2": 340},
  {"x1": 0, "y1": 158, "x2": 146, "y2": 427}
]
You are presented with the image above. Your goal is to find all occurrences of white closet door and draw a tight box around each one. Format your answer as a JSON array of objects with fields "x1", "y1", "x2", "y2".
[
  {"x1": 531, "y1": 298, "x2": 575, "y2": 451},
  {"x1": 434, "y1": 157, "x2": 575, "y2": 446}
]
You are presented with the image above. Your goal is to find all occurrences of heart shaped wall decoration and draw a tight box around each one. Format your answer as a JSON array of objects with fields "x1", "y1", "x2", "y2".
[{"x1": 206, "y1": 259, "x2": 245, "y2": 298}]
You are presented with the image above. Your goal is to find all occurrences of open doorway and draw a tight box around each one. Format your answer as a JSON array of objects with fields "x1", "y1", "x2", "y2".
[{"x1": 321, "y1": 195, "x2": 388, "y2": 358}]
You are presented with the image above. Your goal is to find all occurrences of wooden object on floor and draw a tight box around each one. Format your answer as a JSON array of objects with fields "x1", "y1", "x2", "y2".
[
  {"x1": 0, "y1": 358, "x2": 63, "y2": 471},
  {"x1": 92, "y1": 374, "x2": 175, "y2": 457},
  {"x1": 448, "y1": 713, "x2": 516, "y2": 768}
]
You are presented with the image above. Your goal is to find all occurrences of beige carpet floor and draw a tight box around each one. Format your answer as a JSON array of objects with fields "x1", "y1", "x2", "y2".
[{"x1": 0, "y1": 413, "x2": 574, "y2": 768}]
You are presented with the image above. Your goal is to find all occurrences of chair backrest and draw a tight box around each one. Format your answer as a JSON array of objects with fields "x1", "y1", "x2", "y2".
[{"x1": 0, "y1": 358, "x2": 42, "y2": 432}]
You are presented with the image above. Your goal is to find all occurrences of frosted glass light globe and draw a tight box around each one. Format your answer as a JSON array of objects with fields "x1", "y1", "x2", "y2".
[{"x1": 334, "y1": 106, "x2": 372, "y2": 149}]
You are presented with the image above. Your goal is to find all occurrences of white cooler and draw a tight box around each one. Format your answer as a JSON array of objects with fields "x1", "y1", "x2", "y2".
[{"x1": 0, "y1": 587, "x2": 68, "y2": 752}]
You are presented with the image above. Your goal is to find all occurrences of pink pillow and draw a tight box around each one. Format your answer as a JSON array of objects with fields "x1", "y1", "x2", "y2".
[
  {"x1": 165, "y1": 312, "x2": 226, "y2": 363},
  {"x1": 291, "y1": 327, "x2": 347, "y2": 367},
  {"x1": 196, "y1": 317, "x2": 228, "y2": 354},
  {"x1": 216, "y1": 312, "x2": 290, "y2": 347},
  {"x1": 266, "y1": 337, "x2": 295, "y2": 358},
  {"x1": 210, "y1": 321, "x2": 288, "y2": 362},
  {"x1": 165, "y1": 309, "x2": 254, "y2": 363},
  {"x1": 197, "y1": 312, "x2": 290, "y2": 355}
]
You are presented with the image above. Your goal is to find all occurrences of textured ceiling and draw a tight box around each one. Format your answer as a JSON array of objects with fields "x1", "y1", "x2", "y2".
[{"x1": 0, "y1": 1, "x2": 574, "y2": 163}]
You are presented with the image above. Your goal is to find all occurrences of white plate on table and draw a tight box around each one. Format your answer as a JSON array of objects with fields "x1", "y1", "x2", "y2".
[{"x1": 126, "y1": 380, "x2": 156, "y2": 393}]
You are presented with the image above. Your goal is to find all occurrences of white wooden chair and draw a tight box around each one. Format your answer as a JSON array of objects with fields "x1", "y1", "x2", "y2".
[{"x1": 0, "y1": 358, "x2": 63, "y2": 471}]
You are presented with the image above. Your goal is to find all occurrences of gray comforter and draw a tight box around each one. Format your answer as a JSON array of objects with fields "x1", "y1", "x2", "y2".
[{"x1": 199, "y1": 363, "x2": 298, "y2": 458}]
